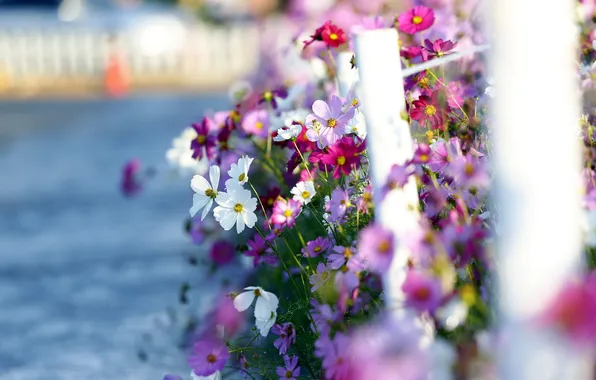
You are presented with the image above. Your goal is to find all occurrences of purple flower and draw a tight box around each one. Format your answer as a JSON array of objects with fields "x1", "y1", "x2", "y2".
[
  {"x1": 402, "y1": 270, "x2": 443, "y2": 313},
  {"x1": 271, "y1": 198, "x2": 302, "y2": 228},
  {"x1": 383, "y1": 162, "x2": 415, "y2": 196},
  {"x1": 259, "y1": 87, "x2": 288, "y2": 109},
  {"x1": 209, "y1": 240, "x2": 235, "y2": 266},
  {"x1": 310, "y1": 263, "x2": 332, "y2": 292},
  {"x1": 412, "y1": 143, "x2": 432, "y2": 165},
  {"x1": 275, "y1": 355, "x2": 300, "y2": 380},
  {"x1": 242, "y1": 109, "x2": 269, "y2": 138},
  {"x1": 328, "y1": 245, "x2": 355, "y2": 270},
  {"x1": 302, "y1": 237, "x2": 331, "y2": 258},
  {"x1": 244, "y1": 234, "x2": 278, "y2": 266},
  {"x1": 272, "y1": 322, "x2": 296, "y2": 354},
  {"x1": 447, "y1": 155, "x2": 490, "y2": 189},
  {"x1": 358, "y1": 225, "x2": 394, "y2": 273},
  {"x1": 121, "y1": 158, "x2": 143, "y2": 197},
  {"x1": 190, "y1": 117, "x2": 217, "y2": 160},
  {"x1": 322, "y1": 333, "x2": 352, "y2": 380},
  {"x1": 421, "y1": 38, "x2": 457, "y2": 61},
  {"x1": 163, "y1": 376, "x2": 183, "y2": 380},
  {"x1": 328, "y1": 188, "x2": 352, "y2": 223},
  {"x1": 306, "y1": 95, "x2": 355, "y2": 148},
  {"x1": 428, "y1": 137, "x2": 463, "y2": 173},
  {"x1": 187, "y1": 338, "x2": 230, "y2": 376},
  {"x1": 311, "y1": 299, "x2": 337, "y2": 335}
]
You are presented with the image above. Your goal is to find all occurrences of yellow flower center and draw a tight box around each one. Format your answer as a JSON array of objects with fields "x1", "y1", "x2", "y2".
[
  {"x1": 419, "y1": 77, "x2": 430, "y2": 88},
  {"x1": 263, "y1": 91, "x2": 273, "y2": 101},
  {"x1": 238, "y1": 173, "x2": 246, "y2": 182},
  {"x1": 327, "y1": 118, "x2": 337, "y2": 128},
  {"x1": 343, "y1": 248, "x2": 353, "y2": 259},
  {"x1": 341, "y1": 265, "x2": 349, "y2": 273},
  {"x1": 231, "y1": 110, "x2": 241, "y2": 122},
  {"x1": 464, "y1": 163, "x2": 475, "y2": 176},
  {"x1": 285, "y1": 370, "x2": 293, "y2": 378},
  {"x1": 337, "y1": 156, "x2": 346, "y2": 165},
  {"x1": 420, "y1": 154, "x2": 429, "y2": 162},
  {"x1": 196, "y1": 135, "x2": 206, "y2": 144},
  {"x1": 207, "y1": 354, "x2": 217, "y2": 363},
  {"x1": 255, "y1": 121, "x2": 264, "y2": 130},
  {"x1": 314, "y1": 246, "x2": 322, "y2": 253},
  {"x1": 412, "y1": 15, "x2": 423, "y2": 24},
  {"x1": 302, "y1": 191, "x2": 311, "y2": 199},
  {"x1": 205, "y1": 188, "x2": 217, "y2": 199},
  {"x1": 378, "y1": 240, "x2": 391, "y2": 254},
  {"x1": 351, "y1": 98, "x2": 359, "y2": 107},
  {"x1": 234, "y1": 203, "x2": 244, "y2": 213},
  {"x1": 329, "y1": 33, "x2": 338, "y2": 41},
  {"x1": 253, "y1": 288, "x2": 261, "y2": 297},
  {"x1": 283, "y1": 209, "x2": 293, "y2": 217},
  {"x1": 322, "y1": 271, "x2": 329, "y2": 280},
  {"x1": 424, "y1": 105, "x2": 437, "y2": 116},
  {"x1": 426, "y1": 130, "x2": 434, "y2": 140},
  {"x1": 363, "y1": 193, "x2": 372, "y2": 202}
]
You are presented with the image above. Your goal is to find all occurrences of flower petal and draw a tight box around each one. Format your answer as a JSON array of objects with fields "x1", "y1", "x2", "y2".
[
  {"x1": 233, "y1": 290, "x2": 255, "y2": 312},
  {"x1": 312, "y1": 100, "x2": 331, "y2": 119},
  {"x1": 236, "y1": 212, "x2": 245, "y2": 234},
  {"x1": 244, "y1": 210, "x2": 257, "y2": 228},
  {"x1": 209, "y1": 165, "x2": 220, "y2": 191},
  {"x1": 190, "y1": 175, "x2": 211, "y2": 193},
  {"x1": 200, "y1": 199, "x2": 213, "y2": 221},
  {"x1": 328, "y1": 95, "x2": 343, "y2": 118},
  {"x1": 190, "y1": 194, "x2": 209, "y2": 217}
]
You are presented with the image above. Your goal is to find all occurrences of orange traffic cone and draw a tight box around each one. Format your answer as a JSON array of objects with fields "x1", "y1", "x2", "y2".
[{"x1": 104, "y1": 52, "x2": 129, "y2": 98}]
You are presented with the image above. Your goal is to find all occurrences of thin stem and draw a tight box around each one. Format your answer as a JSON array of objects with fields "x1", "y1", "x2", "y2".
[{"x1": 248, "y1": 181, "x2": 272, "y2": 230}]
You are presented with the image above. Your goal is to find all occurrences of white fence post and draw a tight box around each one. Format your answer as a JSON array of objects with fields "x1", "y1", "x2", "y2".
[
  {"x1": 354, "y1": 29, "x2": 420, "y2": 316},
  {"x1": 491, "y1": 0, "x2": 592, "y2": 378}
]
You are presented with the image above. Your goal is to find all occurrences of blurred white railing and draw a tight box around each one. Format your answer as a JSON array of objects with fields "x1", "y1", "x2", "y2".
[{"x1": 0, "y1": 22, "x2": 261, "y2": 95}]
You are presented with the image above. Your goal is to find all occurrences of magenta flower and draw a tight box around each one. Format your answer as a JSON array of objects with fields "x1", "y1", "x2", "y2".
[
  {"x1": 121, "y1": 158, "x2": 143, "y2": 197},
  {"x1": 447, "y1": 155, "x2": 490, "y2": 189},
  {"x1": 302, "y1": 237, "x2": 331, "y2": 258},
  {"x1": 187, "y1": 338, "x2": 230, "y2": 376},
  {"x1": 410, "y1": 93, "x2": 444, "y2": 130},
  {"x1": 306, "y1": 95, "x2": 355, "y2": 148},
  {"x1": 397, "y1": 6, "x2": 435, "y2": 35},
  {"x1": 358, "y1": 225, "x2": 395, "y2": 273},
  {"x1": 428, "y1": 137, "x2": 463, "y2": 172},
  {"x1": 241, "y1": 109, "x2": 269, "y2": 138},
  {"x1": 356, "y1": 184, "x2": 373, "y2": 214},
  {"x1": 311, "y1": 299, "x2": 338, "y2": 335},
  {"x1": 272, "y1": 322, "x2": 296, "y2": 355},
  {"x1": 275, "y1": 355, "x2": 300, "y2": 380},
  {"x1": 190, "y1": 117, "x2": 217, "y2": 160},
  {"x1": 206, "y1": 294, "x2": 246, "y2": 340},
  {"x1": 421, "y1": 38, "x2": 457, "y2": 61},
  {"x1": 310, "y1": 263, "x2": 333, "y2": 292},
  {"x1": 412, "y1": 143, "x2": 432, "y2": 165},
  {"x1": 209, "y1": 240, "x2": 235, "y2": 265},
  {"x1": 244, "y1": 234, "x2": 278, "y2": 266},
  {"x1": 322, "y1": 333, "x2": 352, "y2": 380},
  {"x1": 402, "y1": 270, "x2": 442, "y2": 313},
  {"x1": 319, "y1": 136, "x2": 364, "y2": 179},
  {"x1": 271, "y1": 198, "x2": 302, "y2": 228}
]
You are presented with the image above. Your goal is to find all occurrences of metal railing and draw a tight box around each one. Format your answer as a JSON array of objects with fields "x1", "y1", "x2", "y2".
[{"x1": 0, "y1": 22, "x2": 261, "y2": 95}]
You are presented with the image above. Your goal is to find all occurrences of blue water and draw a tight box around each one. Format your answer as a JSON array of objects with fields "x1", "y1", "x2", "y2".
[{"x1": 0, "y1": 94, "x2": 228, "y2": 379}]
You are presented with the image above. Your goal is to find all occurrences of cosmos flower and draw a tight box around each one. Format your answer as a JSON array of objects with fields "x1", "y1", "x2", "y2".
[
  {"x1": 273, "y1": 123, "x2": 303, "y2": 142},
  {"x1": 275, "y1": 355, "x2": 301, "y2": 380},
  {"x1": 272, "y1": 323, "x2": 296, "y2": 355},
  {"x1": 302, "y1": 237, "x2": 332, "y2": 258},
  {"x1": 357, "y1": 225, "x2": 395, "y2": 273},
  {"x1": 190, "y1": 165, "x2": 220, "y2": 221},
  {"x1": 305, "y1": 95, "x2": 355, "y2": 148},
  {"x1": 421, "y1": 38, "x2": 457, "y2": 61},
  {"x1": 187, "y1": 338, "x2": 229, "y2": 377},
  {"x1": 310, "y1": 263, "x2": 333, "y2": 292},
  {"x1": 319, "y1": 136, "x2": 364, "y2": 179},
  {"x1": 410, "y1": 94, "x2": 443, "y2": 130},
  {"x1": 241, "y1": 109, "x2": 269, "y2": 138},
  {"x1": 213, "y1": 186, "x2": 257, "y2": 234},
  {"x1": 303, "y1": 20, "x2": 347, "y2": 49},
  {"x1": 233, "y1": 286, "x2": 279, "y2": 321},
  {"x1": 259, "y1": 87, "x2": 288, "y2": 109},
  {"x1": 166, "y1": 127, "x2": 207, "y2": 175},
  {"x1": 291, "y1": 181, "x2": 316, "y2": 204},
  {"x1": 190, "y1": 117, "x2": 217, "y2": 160},
  {"x1": 256, "y1": 311, "x2": 277, "y2": 337},
  {"x1": 226, "y1": 155, "x2": 254, "y2": 188},
  {"x1": 271, "y1": 198, "x2": 302, "y2": 228},
  {"x1": 397, "y1": 6, "x2": 435, "y2": 35},
  {"x1": 402, "y1": 270, "x2": 443, "y2": 313}
]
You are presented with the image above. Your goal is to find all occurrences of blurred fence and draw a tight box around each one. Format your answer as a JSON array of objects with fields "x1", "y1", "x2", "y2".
[{"x1": 0, "y1": 22, "x2": 261, "y2": 96}]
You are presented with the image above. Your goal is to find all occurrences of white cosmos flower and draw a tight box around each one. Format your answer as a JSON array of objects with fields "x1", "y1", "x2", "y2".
[
  {"x1": 273, "y1": 123, "x2": 303, "y2": 142},
  {"x1": 166, "y1": 127, "x2": 207, "y2": 175},
  {"x1": 233, "y1": 286, "x2": 279, "y2": 321},
  {"x1": 270, "y1": 108, "x2": 309, "y2": 131},
  {"x1": 191, "y1": 370, "x2": 222, "y2": 380},
  {"x1": 213, "y1": 186, "x2": 257, "y2": 233},
  {"x1": 291, "y1": 181, "x2": 316, "y2": 204},
  {"x1": 189, "y1": 165, "x2": 220, "y2": 220},
  {"x1": 346, "y1": 112, "x2": 367, "y2": 140},
  {"x1": 226, "y1": 155, "x2": 254, "y2": 188},
  {"x1": 255, "y1": 311, "x2": 277, "y2": 337}
]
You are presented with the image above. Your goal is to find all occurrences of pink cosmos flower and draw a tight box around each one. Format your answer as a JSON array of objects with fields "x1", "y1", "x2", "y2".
[
  {"x1": 402, "y1": 270, "x2": 443, "y2": 313},
  {"x1": 447, "y1": 155, "x2": 490, "y2": 189},
  {"x1": 207, "y1": 294, "x2": 245, "y2": 339},
  {"x1": 397, "y1": 6, "x2": 435, "y2": 35},
  {"x1": 421, "y1": 38, "x2": 457, "y2": 61},
  {"x1": 410, "y1": 93, "x2": 444, "y2": 130},
  {"x1": 428, "y1": 137, "x2": 463, "y2": 172},
  {"x1": 303, "y1": 21, "x2": 348, "y2": 49},
  {"x1": 271, "y1": 198, "x2": 302, "y2": 228},
  {"x1": 328, "y1": 188, "x2": 352, "y2": 223},
  {"x1": 322, "y1": 333, "x2": 353, "y2": 380},
  {"x1": 241, "y1": 109, "x2": 269, "y2": 138},
  {"x1": 356, "y1": 184, "x2": 373, "y2": 214},
  {"x1": 187, "y1": 338, "x2": 230, "y2": 376},
  {"x1": 319, "y1": 136, "x2": 364, "y2": 179},
  {"x1": 358, "y1": 225, "x2": 395, "y2": 273},
  {"x1": 306, "y1": 95, "x2": 355, "y2": 148}
]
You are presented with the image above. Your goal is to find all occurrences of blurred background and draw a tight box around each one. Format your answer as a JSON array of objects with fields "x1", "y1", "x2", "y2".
[{"x1": 0, "y1": 0, "x2": 410, "y2": 378}]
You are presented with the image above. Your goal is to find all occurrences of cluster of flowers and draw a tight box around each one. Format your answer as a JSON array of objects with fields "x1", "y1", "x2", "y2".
[{"x1": 119, "y1": 0, "x2": 596, "y2": 379}]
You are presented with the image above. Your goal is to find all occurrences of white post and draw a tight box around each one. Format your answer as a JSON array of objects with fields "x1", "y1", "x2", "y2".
[
  {"x1": 491, "y1": 0, "x2": 591, "y2": 378},
  {"x1": 354, "y1": 29, "x2": 420, "y2": 315},
  {"x1": 335, "y1": 51, "x2": 357, "y2": 98}
]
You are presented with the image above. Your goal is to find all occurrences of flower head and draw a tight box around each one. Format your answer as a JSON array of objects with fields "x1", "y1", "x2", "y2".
[
  {"x1": 421, "y1": 38, "x2": 457, "y2": 61},
  {"x1": 302, "y1": 237, "x2": 332, "y2": 258},
  {"x1": 272, "y1": 322, "x2": 296, "y2": 355},
  {"x1": 213, "y1": 186, "x2": 258, "y2": 234},
  {"x1": 402, "y1": 270, "x2": 443, "y2": 313},
  {"x1": 303, "y1": 21, "x2": 347, "y2": 49},
  {"x1": 447, "y1": 155, "x2": 490, "y2": 189},
  {"x1": 190, "y1": 165, "x2": 220, "y2": 220},
  {"x1": 190, "y1": 118, "x2": 217, "y2": 160},
  {"x1": 358, "y1": 225, "x2": 395, "y2": 273},
  {"x1": 166, "y1": 127, "x2": 207, "y2": 175},
  {"x1": 327, "y1": 188, "x2": 352, "y2": 223},
  {"x1": 226, "y1": 155, "x2": 254, "y2": 188},
  {"x1": 319, "y1": 136, "x2": 364, "y2": 179},
  {"x1": 255, "y1": 310, "x2": 277, "y2": 337},
  {"x1": 310, "y1": 263, "x2": 333, "y2": 292},
  {"x1": 259, "y1": 87, "x2": 288, "y2": 109},
  {"x1": 291, "y1": 181, "x2": 316, "y2": 204},
  {"x1": 306, "y1": 96, "x2": 355, "y2": 148},
  {"x1": 428, "y1": 137, "x2": 463, "y2": 173},
  {"x1": 209, "y1": 240, "x2": 235, "y2": 265},
  {"x1": 245, "y1": 234, "x2": 278, "y2": 266},
  {"x1": 410, "y1": 94, "x2": 443, "y2": 130},
  {"x1": 233, "y1": 286, "x2": 279, "y2": 321},
  {"x1": 242, "y1": 109, "x2": 269, "y2": 138},
  {"x1": 187, "y1": 338, "x2": 229, "y2": 377},
  {"x1": 397, "y1": 6, "x2": 435, "y2": 35},
  {"x1": 275, "y1": 355, "x2": 301, "y2": 380},
  {"x1": 121, "y1": 158, "x2": 143, "y2": 197},
  {"x1": 273, "y1": 123, "x2": 303, "y2": 142},
  {"x1": 271, "y1": 198, "x2": 302, "y2": 228}
]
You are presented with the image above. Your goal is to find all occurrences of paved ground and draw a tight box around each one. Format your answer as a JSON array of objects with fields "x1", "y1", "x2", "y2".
[{"x1": 0, "y1": 93, "x2": 229, "y2": 379}]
